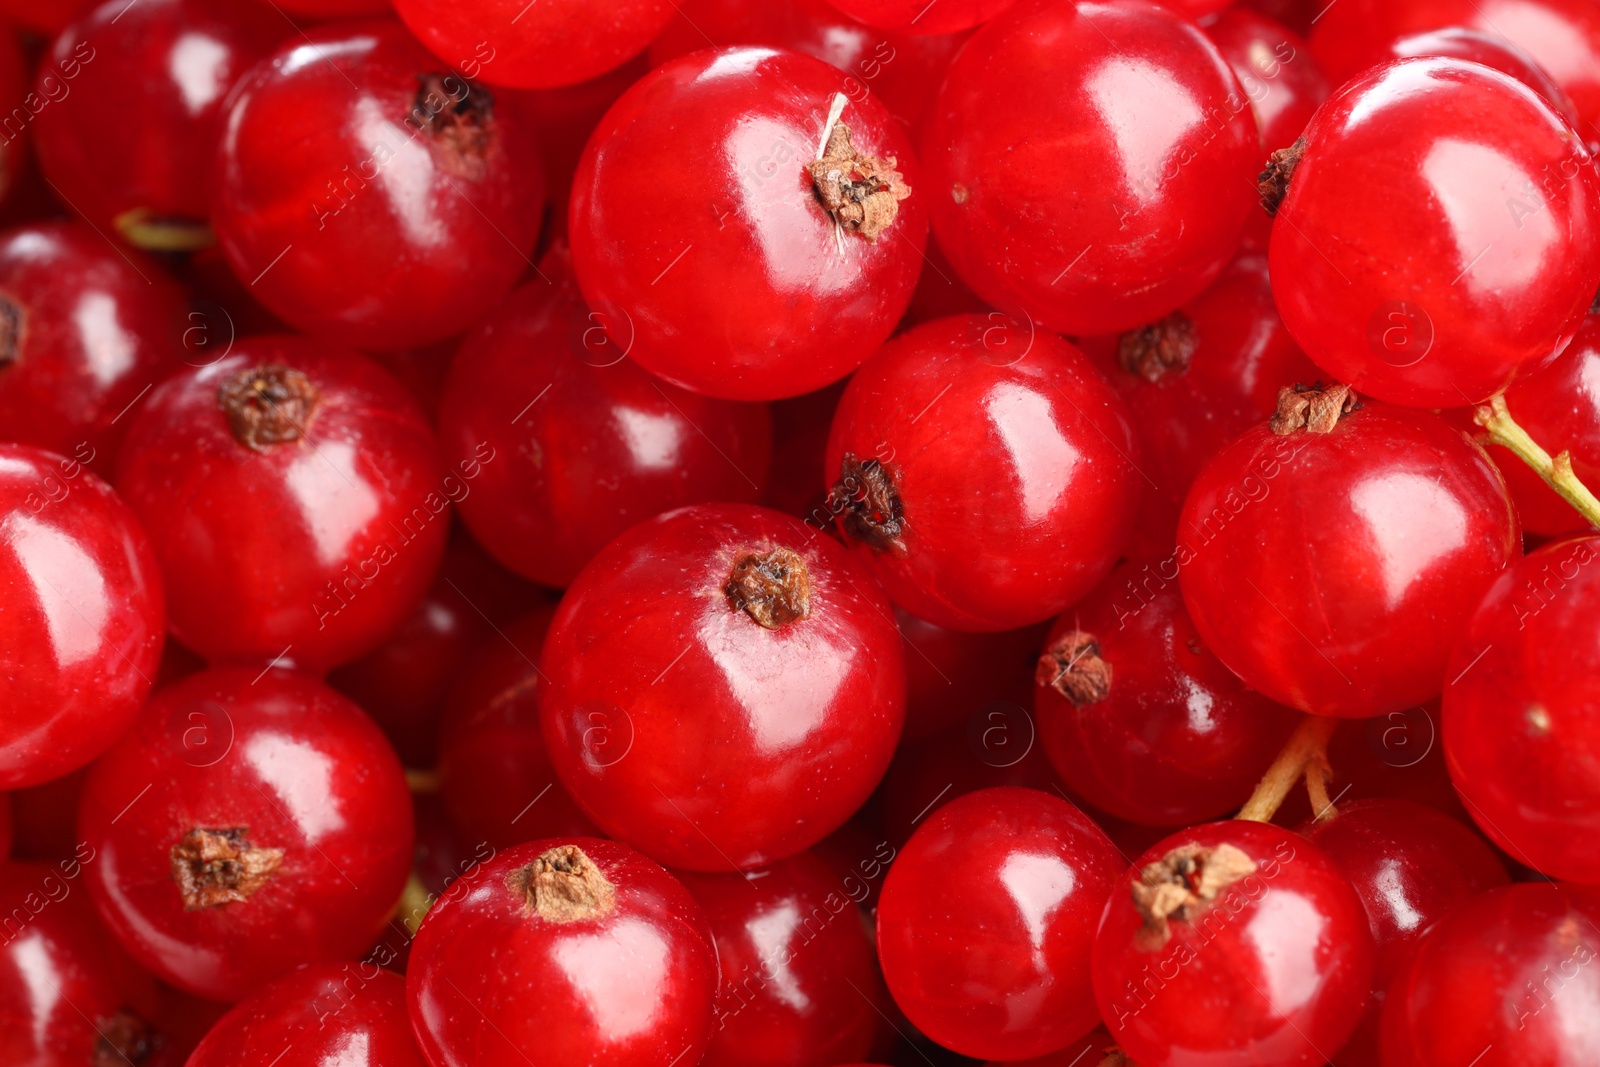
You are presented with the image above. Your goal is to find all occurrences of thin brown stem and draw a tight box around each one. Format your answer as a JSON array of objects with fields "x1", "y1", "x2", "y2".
[
  {"x1": 1476, "y1": 394, "x2": 1600, "y2": 528},
  {"x1": 1305, "y1": 750, "x2": 1337, "y2": 822},
  {"x1": 1237, "y1": 715, "x2": 1339, "y2": 823}
]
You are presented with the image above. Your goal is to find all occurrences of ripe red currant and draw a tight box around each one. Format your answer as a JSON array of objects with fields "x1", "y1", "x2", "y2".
[
  {"x1": 407, "y1": 838, "x2": 719, "y2": 1067},
  {"x1": 115, "y1": 339, "x2": 449, "y2": 672},
  {"x1": 539, "y1": 503, "x2": 905, "y2": 870},
  {"x1": 825, "y1": 314, "x2": 1141, "y2": 631},
  {"x1": 78, "y1": 667, "x2": 414, "y2": 1001},
  {"x1": 899, "y1": 608, "x2": 1046, "y2": 742},
  {"x1": 0, "y1": 443, "x2": 164, "y2": 789},
  {"x1": 1268, "y1": 58, "x2": 1600, "y2": 408},
  {"x1": 570, "y1": 47, "x2": 926, "y2": 400},
  {"x1": 1179, "y1": 393, "x2": 1520, "y2": 718},
  {"x1": 213, "y1": 22, "x2": 545, "y2": 349},
  {"x1": 820, "y1": 0, "x2": 1017, "y2": 34},
  {"x1": 923, "y1": 0, "x2": 1259, "y2": 336},
  {"x1": 877, "y1": 786, "x2": 1121, "y2": 1060}
]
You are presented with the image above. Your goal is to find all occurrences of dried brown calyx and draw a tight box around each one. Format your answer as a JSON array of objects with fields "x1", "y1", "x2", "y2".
[
  {"x1": 829, "y1": 453, "x2": 907, "y2": 556},
  {"x1": 1119, "y1": 311, "x2": 1197, "y2": 382},
  {"x1": 808, "y1": 122, "x2": 912, "y2": 242},
  {"x1": 508, "y1": 844, "x2": 617, "y2": 923},
  {"x1": 1269, "y1": 382, "x2": 1357, "y2": 435},
  {"x1": 0, "y1": 294, "x2": 20, "y2": 370},
  {"x1": 1258, "y1": 135, "x2": 1307, "y2": 217},
  {"x1": 415, "y1": 73, "x2": 496, "y2": 181},
  {"x1": 218, "y1": 364, "x2": 320, "y2": 452},
  {"x1": 1131, "y1": 841, "x2": 1256, "y2": 950},
  {"x1": 93, "y1": 1009, "x2": 159, "y2": 1067},
  {"x1": 170, "y1": 827, "x2": 285, "y2": 911},
  {"x1": 725, "y1": 546, "x2": 812, "y2": 629},
  {"x1": 1097, "y1": 1051, "x2": 1134, "y2": 1067},
  {"x1": 1036, "y1": 631, "x2": 1112, "y2": 705}
]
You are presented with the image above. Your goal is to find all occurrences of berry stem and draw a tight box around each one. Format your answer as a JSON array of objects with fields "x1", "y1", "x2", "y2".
[
  {"x1": 1475, "y1": 393, "x2": 1600, "y2": 528},
  {"x1": 1236, "y1": 714, "x2": 1339, "y2": 823}
]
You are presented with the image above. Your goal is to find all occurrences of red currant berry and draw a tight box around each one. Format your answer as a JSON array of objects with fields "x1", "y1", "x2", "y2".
[
  {"x1": 1385, "y1": 28, "x2": 1579, "y2": 125},
  {"x1": 1443, "y1": 534, "x2": 1600, "y2": 883},
  {"x1": 1310, "y1": 0, "x2": 1600, "y2": 131},
  {"x1": 1239, "y1": 0, "x2": 1316, "y2": 36},
  {"x1": 32, "y1": 0, "x2": 284, "y2": 250},
  {"x1": 394, "y1": 0, "x2": 674, "y2": 90},
  {"x1": 677, "y1": 849, "x2": 885, "y2": 1067},
  {"x1": 1035, "y1": 562, "x2": 1299, "y2": 827},
  {"x1": 78, "y1": 667, "x2": 414, "y2": 1001},
  {"x1": 0, "y1": 443, "x2": 164, "y2": 789},
  {"x1": 1301, "y1": 798, "x2": 1509, "y2": 1063},
  {"x1": 1268, "y1": 58, "x2": 1600, "y2": 408},
  {"x1": 407, "y1": 838, "x2": 719, "y2": 1066},
  {"x1": 1093, "y1": 820, "x2": 1375, "y2": 1067},
  {"x1": 570, "y1": 47, "x2": 926, "y2": 401},
  {"x1": 899, "y1": 608, "x2": 1046, "y2": 743},
  {"x1": 825, "y1": 314, "x2": 1140, "y2": 631},
  {"x1": 877, "y1": 786, "x2": 1121, "y2": 1060},
  {"x1": 214, "y1": 23, "x2": 545, "y2": 349},
  {"x1": 439, "y1": 255, "x2": 773, "y2": 587},
  {"x1": 439, "y1": 607, "x2": 599, "y2": 850},
  {"x1": 116, "y1": 339, "x2": 449, "y2": 672},
  {"x1": 186, "y1": 962, "x2": 425, "y2": 1067},
  {"x1": 0, "y1": 27, "x2": 28, "y2": 211},
  {"x1": 539, "y1": 503, "x2": 905, "y2": 870},
  {"x1": 0, "y1": 222, "x2": 186, "y2": 470},
  {"x1": 1179, "y1": 393, "x2": 1520, "y2": 718},
  {"x1": 1379, "y1": 882, "x2": 1600, "y2": 1066},
  {"x1": 820, "y1": 0, "x2": 1016, "y2": 35},
  {"x1": 923, "y1": 0, "x2": 1259, "y2": 336},
  {"x1": 0, "y1": 0, "x2": 88, "y2": 34},
  {"x1": 521, "y1": 56, "x2": 652, "y2": 234}
]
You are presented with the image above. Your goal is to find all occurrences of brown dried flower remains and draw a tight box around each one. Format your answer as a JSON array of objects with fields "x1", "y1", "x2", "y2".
[
  {"x1": 725, "y1": 547, "x2": 812, "y2": 629},
  {"x1": 1131, "y1": 842, "x2": 1257, "y2": 950},
  {"x1": 508, "y1": 844, "x2": 617, "y2": 923},
  {"x1": 1269, "y1": 382, "x2": 1356, "y2": 435},
  {"x1": 170, "y1": 827, "x2": 285, "y2": 911},
  {"x1": 1036, "y1": 632, "x2": 1113, "y2": 705},
  {"x1": 808, "y1": 123, "x2": 912, "y2": 242}
]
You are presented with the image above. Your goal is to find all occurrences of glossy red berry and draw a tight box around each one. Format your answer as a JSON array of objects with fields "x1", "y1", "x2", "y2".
[
  {"x1": 825, "y1": 314, "x2": 1140, "y2": 631},
  {"x1": 79, "y1": 667, "x2": 414, "y2": 1001},
  {"x1": 1379, "y1": 28, "x2": 1579, "y2": 125},
  {"x1": 1269, "y1": 58, "x2": 1600, "y2": 408},
  {"x1": 877, "y1": 786, "x2": 1121, "y2": 1060},
  {"x1": 923, "y1": 0, "x2": 1259, "y2": 336},
  {"x1": 1379, "y1": 882, "x2": 1600, "y2": 1066},
  {"x1": 820, "y1": 0, "x2": 1017, "y2": 35},
  {"x1": 1179, "y1": 397, "x2": 1520, "y2": 718},
  {"x1": 186, "y1": 962, "x2": 426, "y2": 1067},
  {"x1": 570, "y1": 47, "x2": 927, "y2": 401},
  {"x1": 1035, "y1": 562, "x2": 1299, "y2": 827},
  {"x1": 393, "y1": 0, "x2": 675, "y2": 90},
  {"x1": 1443, "y1": 534, "x2": 1600, "y2": 883},
  {"x1": 1301, "y1": 798, "x2": 1509, "y2": 1063},
  {"x1": 0, "y1": 443, "x2": 164, "y2": 789},
  {"x1": 677, "y1": 849, "x2": 885, "y2": 1067},
  {"x1": 116, "y1": 339, "x2": 449, "y2": 672},
  {"x1": 407, "y1": 838, "x2": 719, "y2": 1067},
  {"x1": 539, "y1": 503, "x2": 905, "y2": 870},
  {"x1": 32, "y1": 0, "x2": 284, "y2": 249},
  {"x1": 438, "y1": 257, "x2": 773, "y2": 587},
  {"x1": 214, "y1": 22, "x2": 545, "y2": 349},
  {"x1": 1093, "y1": 820, "x2": 1376, "y2": 1067},
  {"x1": 899, "y1": 609, "x2": 1046, "y2": 743},
  {"x1": 0, "y1": 222, "x2": 186, "y2": 470}
]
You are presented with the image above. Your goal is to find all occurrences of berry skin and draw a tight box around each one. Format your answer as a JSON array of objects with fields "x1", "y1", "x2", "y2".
[
  {"x1": 1443, "y1": 534, "x2": 1600, "y2": 884},
  {"x1": 825, "y1": 314, "x2": 1140, "y2": 632},
  {"x1": 876, "y1": 786, "x2": 1122, "y2": 1061},
  {"x1": 31, "y1": 0, "x2": 285, "y2": 250},
  {"x1": 438, "y1": 257, "x2": 773, "y2": 587},
  {"x1": 407, "y1": 838, "x2": 719, "y2": 1067},
  {"x1": 898, "y1": 608, "x2": 1046, "y2": 743},
  {"x1": 539, "y1": 503, "x2": 905, "y2": 871},
  {"x1": 185, "y1": 963, "x2": 426, "y2": 1067},
  {"x1": 78, "y1": 667, "x2": 415, "y2": 1002},
  {"x1": 392, "y1": 0, "x2": 676, "y2": 90},
  {"x1": 115, "y1": 339, "x2": 449, "y2": 672},
  {"x1": 0, "y1": 222, "x2": 186, "y2": 471},
  {"x1": 1366, "y1": 27, "x2": 1580, "y2": 125},
  {"x1": 1269, "y1": 58, "x2": 1600, "y2": 408},
  {"x1": 923, "y1": 0, "x2": 1260, "y2": 336},
  {"x1": 570, "y1": 47, "x2": 926, "y2": 401},
  {"x1": 1035, "y1": 562, "x2": 1299, "y2": 827},
  {"x1": 1179, "y1": 398, "x2": 1520, "y2": 718},
  {"x1": 1379, "y1": 882, "x2": 1600, "y2": 1066},
  {"x1": 0, "y1": 443, "x2": 164, "y2": 789},
  {"x1": 213, "y1": 22, "x2": 545, "y2": 350},
  {"x1": 1092, "y1": 820, "x2": 1376, "y2": 1067},
  {"x1": 676, "y1": 850, "x2": 885, "y2": 1067},
  {"x1": 820, "y1": 0, "x2": 1017, "y2": 35}
]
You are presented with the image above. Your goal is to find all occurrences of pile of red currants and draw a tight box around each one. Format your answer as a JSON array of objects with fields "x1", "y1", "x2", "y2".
[{"x1": 2, "y1": 0, "x2": 1598, "y2": 1064}]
